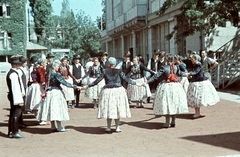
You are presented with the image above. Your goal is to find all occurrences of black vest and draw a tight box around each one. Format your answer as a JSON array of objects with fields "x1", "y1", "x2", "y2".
[
  {"x1": 6, "y1": 69, "x2": 22, "y2": 101},
  {"x1": 19, "y1": 68, "x2": 27, "y2": 91},
  {"x1": 72, "y1": 64, "x2": 82, "y2": 85},
  {"x1": 150, "y1": 58, "x2": 159, "y2": 71},
  {"x1": 122, "y1": 61, "x2": 131, "y2": 74}
]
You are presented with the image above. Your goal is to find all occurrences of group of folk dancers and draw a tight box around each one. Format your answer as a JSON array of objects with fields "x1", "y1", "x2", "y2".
[{"x1": 6, "y1": 50, "x2": 220, "y2": 138}]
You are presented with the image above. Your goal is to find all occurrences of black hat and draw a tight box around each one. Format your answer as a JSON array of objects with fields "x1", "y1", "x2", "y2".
[
  {"x1": 124, "y1": 52, "x2": 131, "y2": 57},
  {"x1": 9, "y1": 55, "x2": 22, "y2": 64},
  {"x1": 154, "y1": 50, "x2": 160, "y2": 55},
  {"x1": 46, "y1": 53, "x2": 55, "y2": 58},
  {"x1": 73, "y1": 54, "x2": 81, "y2": 59},
  {"x1": 100, "y1": 52, "x2": 108, "y2": 57},
  {"x1": 19, "y1": 56, "x2": 28, "y2": 63},
  {"x1": 30, "y1": 56, "x2": 38, "y2": 63}
]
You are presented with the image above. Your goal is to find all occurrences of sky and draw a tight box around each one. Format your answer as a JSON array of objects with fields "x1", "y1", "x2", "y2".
[{"x1": 51, "y1": 0, "x2": 103, "y2": 21}]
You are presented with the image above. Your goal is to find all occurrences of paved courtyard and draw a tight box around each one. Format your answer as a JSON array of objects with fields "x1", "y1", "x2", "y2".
[{"x1": 0, "y1": 74, "x2": 239, "y2": 157}]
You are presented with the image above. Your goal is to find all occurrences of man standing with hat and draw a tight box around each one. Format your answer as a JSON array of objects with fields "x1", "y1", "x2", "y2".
[
  {"x1": 6, "y1": 55, "x2": 26, "y2": 138},
  {"x1": 146, "y1": 50, "x2": 160, "y2": 103},
  {"x1": 99, "y1": 52, "x2": 108, "y2": 69},
  {"x1": 72, "y1": 54, "x2": 85, "y2": 107},
  {"x1": 18, "y1": 56, "x2": 28, "y2": 128},
  {"x1": 46, "y1": 53, "x2": 55, "y2": 74}
]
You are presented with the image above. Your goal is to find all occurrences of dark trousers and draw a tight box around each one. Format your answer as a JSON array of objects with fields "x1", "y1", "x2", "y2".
[
  {"x1": 74, "y1": 89, "x2": 80, "y2": 106},
  {"x1": 19, "y1": 96, "x2": 25, "y2": 125},
  {"x1": 8, "y1": 100, "x2": 22, "y2": 135}
]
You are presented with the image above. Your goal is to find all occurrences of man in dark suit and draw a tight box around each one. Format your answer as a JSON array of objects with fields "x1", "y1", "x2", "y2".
[
  {"x1": 18, "y1": 56, "x2": 28, "y2": 128},
  {"x1": 72, "y1": 54, "x2": 84, "y2": 107},
  {"x1": 6, "y1": 55, "x2": 26, "y2": 138},
  {"x1": 121, "y1": 52, "x2": 132, "y2": 89}
]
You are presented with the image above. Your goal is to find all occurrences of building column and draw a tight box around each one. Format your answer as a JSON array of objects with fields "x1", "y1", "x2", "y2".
[
  {"x1": 106, "y1": 41, "x2": 109, "y2": 53},
  {"x1": 148, "y1": 26, "x2": 153, "y2": 59},
  {"x1": 121, "y1": 35, "x2": 124, "y2": 57},
  {"x1": 112, "y1": 39, "x2": 115, "y2": 57},
  {"x1": 132, "y1": 31, "x2": 136, "y2": 57}
]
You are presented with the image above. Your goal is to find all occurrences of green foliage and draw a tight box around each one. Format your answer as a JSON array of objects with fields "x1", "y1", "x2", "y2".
[
  {"x1": 156, "y1": 0, "x2": 240, "y2": 43},
  {"x1": 51, "y1": 1, "x2": 101, "y2": 60},
  {"x1": 0, "y1": 0, "x2": 27, "y2": 56},
  {"x1": 29, "y1": 0, "x2": 55, "y2": 47}
]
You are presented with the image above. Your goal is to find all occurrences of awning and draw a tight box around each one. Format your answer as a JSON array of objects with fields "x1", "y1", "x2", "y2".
[{"x1": 26, "y1": 42, "x2": 48, "y2": 53}]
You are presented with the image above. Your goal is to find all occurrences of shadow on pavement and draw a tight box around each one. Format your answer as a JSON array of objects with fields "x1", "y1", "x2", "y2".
[
  {"x1": 21, "y1": 127, "x2": 55, "y2": 135},
  {"x1": 66, "y1": 125, "x2": 108, "y2": 135},
  {"x1": 181, "y1": 131, "x2": 240, "y2": 152},
  {"x1": 75, "y1": 103, "x2": 95, "y2": 109},
  {"x1": 121, "y1": 120, "x2": 165, "y2": 130}
]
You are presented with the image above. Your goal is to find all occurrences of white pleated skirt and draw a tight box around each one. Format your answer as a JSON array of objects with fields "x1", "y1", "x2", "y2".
[
  {"x1": 97, "y1": 87, "x2": 131, "y2": 119},
  {"x1": 60, "y1": 78, "x2": 75, "y2": 101},
  {"x1": 85, "y1": 78, "x2": 105, "y2": 100},
  {"x1": 187, "y1": 80, "x2": 220, "y2": 108},
  {"x1": 25, "y1": 83, "x2": 45, "y2": 110},
  {"x1": 37, "y1": 89, "x2": 70, "y2": 121},
  {"x1": 127, "y1": 78, "x2": 148, "y2": 101},
  {"x1": 153, "y1": 82, "x2": 188, "y2": 115}
]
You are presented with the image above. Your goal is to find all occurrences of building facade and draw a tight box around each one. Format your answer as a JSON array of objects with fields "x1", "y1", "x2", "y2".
[
  {"x1": 101, "y1": 0, "x2": 238, "y2": 62},
  {"x1": 0, "y1": 0, "x2": 27, "y2": 73}
]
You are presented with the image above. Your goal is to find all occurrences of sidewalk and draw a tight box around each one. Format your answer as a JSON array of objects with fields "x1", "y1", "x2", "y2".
[{"x1": 0, "y1": 74, "x2": 240, "y2": 157}]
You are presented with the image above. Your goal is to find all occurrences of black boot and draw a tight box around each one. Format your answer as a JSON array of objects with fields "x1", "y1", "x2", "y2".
[
  {"x1": 147, "y1": 97, "x2": 150, "y2": 103},
  {"x1": 11, "y1": 117, "x2": 25, "y2": 138}
]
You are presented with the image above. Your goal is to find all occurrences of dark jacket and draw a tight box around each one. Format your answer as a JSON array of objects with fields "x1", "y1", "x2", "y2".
[
  {"x1": 88, "y1": 68, "x2": 136, "y2": 88},
  {"x1": 126, "y1": 64, "x2": 155, "y2": 79},
  {"x1": 48, "y1": 71, "x2": 76, "y2": 91},
  {"x1": 82, "y1": 65, "x2": 103, "y2": 79},
  {"x1": 148, "y1": 65, "x2": 186, "y2": 84},
  {"x1": 122, "y1": 61, "x2": 131, "y2": 74},
  {"x1": 188, "y1": 62, "x2": 207, "y2": 82}
]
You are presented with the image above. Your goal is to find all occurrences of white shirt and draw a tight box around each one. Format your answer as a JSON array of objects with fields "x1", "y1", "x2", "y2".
[{"x1": 9, "y1": 68, "x2": 24, "y2": 105}]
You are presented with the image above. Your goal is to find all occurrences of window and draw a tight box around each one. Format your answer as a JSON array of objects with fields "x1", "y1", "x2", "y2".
[
  {"x1": 0, "y1": 2, "x2": 10, "y2": 17},
  {"x1": 0, "y1": 3, "x2": 3, "y2": 16},
  {"x1": 0, "y1": 56, "x2": 7, "y2": 62},
  {"x1": 0, "y1": 31, "x2": 12, "y2": 50},
  {"x1": 6, "y1": 3, "x2": 10, "y2": 17}
]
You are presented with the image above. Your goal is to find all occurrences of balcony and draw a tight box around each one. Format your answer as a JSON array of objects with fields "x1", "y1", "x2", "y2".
[
  {"x1": 115, "y1": 14, "x2": 125, "y2": 28},
  {"x1": 125, "y1": 4, "x2": 147, "y2": 22}
]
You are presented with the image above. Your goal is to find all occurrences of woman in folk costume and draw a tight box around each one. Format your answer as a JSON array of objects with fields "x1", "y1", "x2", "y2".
[
  {"x1": 147, "y1": 55, "x2": 188, "y2": 128},
  {"x1": 82, "y1": 57, "x2": 142, "y2": 132},
  {"x1": 58, "y1": 57, "x2": 78, "y2": 109},
  {"x1": 25, "y1": 59, "x2": 46, "y2": 115},
  {"x1": 187, "y1": 55, "x2": 220, "y2": 119},
  {"x1": 126, "y1": 56, "x2": 155, "y2": 108},
  {"x1": 37, "y1": 60, "x2": 81, "y2": 132},
  {"x1": 174, "y1": 55, "x2": 189, "y2": 93},
  {"x1": 81, "y1": 57, "x2": 105, "y2": 109}
]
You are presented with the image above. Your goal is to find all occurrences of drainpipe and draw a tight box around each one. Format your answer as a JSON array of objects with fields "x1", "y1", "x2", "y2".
[{"x1": 145, "y1": 1, "x2": 149, "y2": 62}]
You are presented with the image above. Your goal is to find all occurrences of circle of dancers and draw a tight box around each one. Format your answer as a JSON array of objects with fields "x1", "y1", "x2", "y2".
[{"x1": 6, "y1": 50, "x2": 220, "y2": 138}]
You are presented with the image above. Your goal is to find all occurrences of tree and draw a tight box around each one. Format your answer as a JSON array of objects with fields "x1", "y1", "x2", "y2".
[
  {"x1": 29, "y1": 0, "x2": 55, "y2": 47},
  {"x1": 51, "y1": 0, "x2": 101, "y2": 59},
  {"x1": 156, "y1": 0, "x2": 240, "y2": 42}
]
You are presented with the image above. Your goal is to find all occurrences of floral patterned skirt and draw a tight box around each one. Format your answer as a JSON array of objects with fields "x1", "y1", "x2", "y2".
[
  {"x1": 187, "y1": 80, "x2": 220, "y2": 108},
  {"x1": 60, "y1": 78, "x2": 75, "y2": 101},
  {"x1": 25, "y1": 83, "x2": 45, "y2": 110},
  {"x1": 153, "y1": 82, "x2": 188, "y2": 115},
  {"x1": 85, "y1": 78, "x2": 105, "y2": 100},
  {"x1": 127, "y1": 78, "x2": 147, "y2": 101},
  {"x1": 97, "y1": 87, "x2": 131, "y2": 119},
  {"x1": 37, "y1": 89, "x2": 70, "y2": 121}
]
